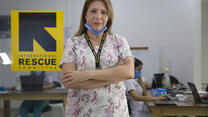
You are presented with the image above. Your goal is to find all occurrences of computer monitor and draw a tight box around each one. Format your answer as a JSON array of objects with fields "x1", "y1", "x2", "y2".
[{"x1": 20, "y1": 75, "x2": 44, "y2": 91}]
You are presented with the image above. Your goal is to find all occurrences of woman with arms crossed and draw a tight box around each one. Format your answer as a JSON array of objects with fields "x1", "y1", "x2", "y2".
[{"x1": 60, "y1": 0, "x2": 134, "y2": 116}]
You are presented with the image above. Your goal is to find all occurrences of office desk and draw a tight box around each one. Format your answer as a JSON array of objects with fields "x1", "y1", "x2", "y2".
[
  {"x1": 0, "y1": 89, "x2": 68, "y2": 117},
  {"x1": 147, "y1": 100, "x2": 208, "y2": 117}
]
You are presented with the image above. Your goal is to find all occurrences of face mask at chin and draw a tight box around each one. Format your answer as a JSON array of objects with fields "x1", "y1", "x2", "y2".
[{"x1": 85, "y1": 22, "x2": 107, "y2": 35}]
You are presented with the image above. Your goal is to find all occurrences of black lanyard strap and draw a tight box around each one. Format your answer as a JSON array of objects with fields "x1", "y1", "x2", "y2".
[{"x1": 85, "y1": 33, "x2": 106, "y2": 69}]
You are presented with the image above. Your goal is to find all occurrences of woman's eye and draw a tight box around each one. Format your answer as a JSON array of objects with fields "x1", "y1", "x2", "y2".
[
  {"x1": 90, "y1": 9, "x2": 97, "y2": 14},
  {"x1": 101, "y1": 10, "x2": 108, "y2": 15}
]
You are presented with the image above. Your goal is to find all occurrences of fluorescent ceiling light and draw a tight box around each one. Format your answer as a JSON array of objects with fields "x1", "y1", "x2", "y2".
[{"x1": 0, "y1": 52, "x2": 11, "y2": 65}]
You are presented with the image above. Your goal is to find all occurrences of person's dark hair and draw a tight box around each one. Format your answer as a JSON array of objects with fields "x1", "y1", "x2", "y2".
[{"x1": 134, "y1": 58, "x2": 143, "y2": 68}]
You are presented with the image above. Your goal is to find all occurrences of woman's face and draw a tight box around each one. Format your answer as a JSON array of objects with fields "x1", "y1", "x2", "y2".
[{"x1": 85, "y1": 1, "x2": 109, "y2": 31}]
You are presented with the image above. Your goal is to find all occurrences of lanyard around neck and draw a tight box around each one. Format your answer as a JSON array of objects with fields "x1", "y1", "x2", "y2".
[{"x1": 85, "y1": 33, "x2": 106, "y2": 69}]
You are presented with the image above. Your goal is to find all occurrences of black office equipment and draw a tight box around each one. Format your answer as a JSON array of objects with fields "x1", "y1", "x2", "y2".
[
  {"x1": 188, "y1": 82, "x2": 208, "y2": 104},
  {"x1": 154, "y1": 100, "x2": 176, "y2": 105},
  {"x1": 152, "y1": 73, "x2": 180, "y2": 88},
  {"x1": 20, "y1": 75, "x2": 44, "y2": 91},
  {"x1": 152, "y1": 73, "x2": 163, "y2": 88}
]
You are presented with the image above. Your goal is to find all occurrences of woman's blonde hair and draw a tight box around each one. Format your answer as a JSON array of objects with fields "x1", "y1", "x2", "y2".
[{"x1": 74, "y1": 0, "x2": 114, "y2": 37}]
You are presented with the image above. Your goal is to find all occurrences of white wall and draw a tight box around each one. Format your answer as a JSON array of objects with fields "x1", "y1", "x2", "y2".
[
  {"x1": 0, "y1": 0, "x2": 203, "y2": 108},
  {"x1": 192, "y1": 0, "x2": 202, "y2": 90},
  {"x1": 69, "y1": 0, "x2": 201, "y2": 88},
  {"x1": 70, "y1": 0, "x2": 85, "y2": 35},
  {"x1": 202, "y1": 0, "x2": 208, "y2": 88},
  {"x1": 0, "y1": 0, "x2": 202, "y2": 87},
  {"x1": 113, "y1": 0, "x2": 201, "y2": 88}
]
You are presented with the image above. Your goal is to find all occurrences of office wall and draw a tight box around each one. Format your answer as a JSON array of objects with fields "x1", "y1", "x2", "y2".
[
  {"x1": 192, "y1": 0, "x2": 202, "y2": 90},
  {"x1": 202, "y1": 0, "x2": 208, "y2": 87},
  {"x1": 0, "y1": 0, "x2": 202, "y2": 108},
  {"x1": 112, "y1": 0, "x2": 201, "y2": 88},
  {"x1": 0, "y1": 0, "x2": 202, "y2": 86},
  {"x1": 69, "y1": 0, "x2": 201, "y2": 87}
]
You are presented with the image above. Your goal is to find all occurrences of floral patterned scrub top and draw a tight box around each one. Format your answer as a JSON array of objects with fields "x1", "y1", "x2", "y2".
[{"x1": 60, "y1": 33, "x2": 132, "y2": 117}]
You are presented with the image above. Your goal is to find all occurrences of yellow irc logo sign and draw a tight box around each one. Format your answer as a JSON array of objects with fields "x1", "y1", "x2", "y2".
[{"x1": 11, "y1": 11, "x2": 64, "y2": 71}]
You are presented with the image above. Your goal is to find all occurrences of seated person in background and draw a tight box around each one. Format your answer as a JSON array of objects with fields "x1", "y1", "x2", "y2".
[
  {"x1": 19, "y1": 71, "x2": 55, "y2": 117},
  {"x1": 133, "y1": 58, "x2": 151, "y2": 94},
  {"x1": 124, "y1": 58, "x2": 167, "y2": 117}
]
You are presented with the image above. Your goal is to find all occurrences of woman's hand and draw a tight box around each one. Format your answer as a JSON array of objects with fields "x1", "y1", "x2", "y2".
[
  {"x1": 118, "y1": 57, "x2": 130, "y2": 66},
  {"x1": 156, "y1": 95, "x2": 168, "y2": 100},
  {"x1": 63, "y1": 71, "x2": 89, "y2": 85}
]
